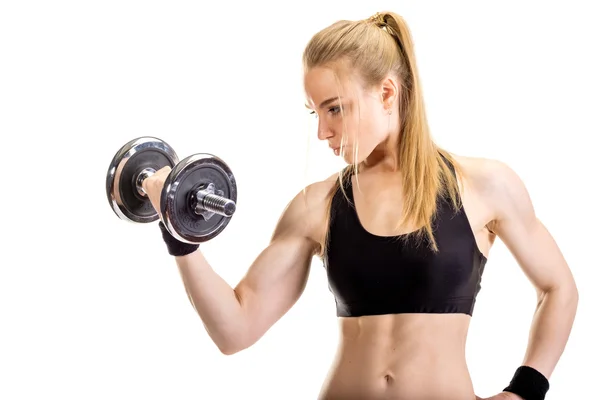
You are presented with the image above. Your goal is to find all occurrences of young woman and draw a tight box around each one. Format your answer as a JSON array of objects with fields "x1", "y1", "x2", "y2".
[{"x1": 144, "y1": 11, "x2": 578, "y2": 400}]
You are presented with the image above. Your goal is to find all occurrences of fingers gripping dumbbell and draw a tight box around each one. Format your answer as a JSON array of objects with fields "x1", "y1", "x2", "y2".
[{"x1": 106, "y1": 137, "x2": 237, "y2": 243}]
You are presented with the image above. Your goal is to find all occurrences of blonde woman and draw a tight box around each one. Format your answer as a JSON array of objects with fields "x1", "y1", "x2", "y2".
[{"x1": 144, "y1": 11, "x2": 578, "y2": 400}]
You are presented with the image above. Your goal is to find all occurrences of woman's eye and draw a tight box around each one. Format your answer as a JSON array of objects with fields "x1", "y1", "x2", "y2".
[{"x1": 309, "y1": 105, "x2": 342, "y2": 118}]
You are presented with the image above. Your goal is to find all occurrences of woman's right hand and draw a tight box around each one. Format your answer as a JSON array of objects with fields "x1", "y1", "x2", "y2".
[{"x1": 141, "y1": 166, "x2": 172, "y2": 218}]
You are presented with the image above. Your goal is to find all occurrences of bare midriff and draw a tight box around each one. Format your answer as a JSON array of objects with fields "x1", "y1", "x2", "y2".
[{"x1": 318, "y1": 313, "x2": 477, "y2": 400}]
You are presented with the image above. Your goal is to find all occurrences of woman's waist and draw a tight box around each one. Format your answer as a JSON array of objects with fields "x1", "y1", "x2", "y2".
[
  {"x1": 319, "y1": 372, "x2": 475, "y2": 400},
  {"x1": 321, "y1": 350, "x2": 474, "y2": 400},
  {"x1": 323, "y1": 313, "x2": 474, "y2": 398},
  {"x1": 332, "y1": 337, "x2": 470, "y2": 378}
]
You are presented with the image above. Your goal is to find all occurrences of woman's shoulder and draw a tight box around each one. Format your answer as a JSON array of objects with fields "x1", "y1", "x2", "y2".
[
  {"x1": 277, "y1": 171, "x2": 342, "y2": 242},
  {"x1": 450, "y1": 153, "x2": 525, "y2": 209},
  {"x1": 451, "y1": 153, "x2": 517, "y2": 185},
  {"x1": 293, "y1": 171, "x2": 342, "y2": 215}
]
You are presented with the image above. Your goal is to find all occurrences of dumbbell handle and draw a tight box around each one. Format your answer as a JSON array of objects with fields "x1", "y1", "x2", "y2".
[{"x1": 136, "y1": 168, "x2": 236, "y2": 218}]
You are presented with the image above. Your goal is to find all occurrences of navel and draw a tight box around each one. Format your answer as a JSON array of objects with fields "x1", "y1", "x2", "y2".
[{"x1": 383, "y1": 373, "x2": 394, "y2": 384}]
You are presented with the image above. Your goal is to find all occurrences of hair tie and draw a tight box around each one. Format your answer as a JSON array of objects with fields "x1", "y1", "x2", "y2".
[
  {"x1": 368, "y1": 12, "x2": 386, "y2": 27},
  {"x1": 368, "y1": 12, "x2": 396, "y2": 36}
]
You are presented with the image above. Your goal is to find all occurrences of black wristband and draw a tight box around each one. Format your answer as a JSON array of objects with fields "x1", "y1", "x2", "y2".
[
  {"x1": 503, "y1": 365, "x2": 549, "y2": 400},
  {"x1": 158, "y1": 221, "x2": 199, "y2": 257}
]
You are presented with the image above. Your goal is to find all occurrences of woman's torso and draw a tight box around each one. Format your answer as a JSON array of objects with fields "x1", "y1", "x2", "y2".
[
  {"x1": 311, "y1": 155, "x2": 495, "y2": 400},
  {"x1": 319, "y1": 314, "x2": 474, "y2": 400}
]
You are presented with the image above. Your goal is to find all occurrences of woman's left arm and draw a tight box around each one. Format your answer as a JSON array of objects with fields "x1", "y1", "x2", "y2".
[{"x1": 486, "y1": 160, "x2": 579, "y2": 380}]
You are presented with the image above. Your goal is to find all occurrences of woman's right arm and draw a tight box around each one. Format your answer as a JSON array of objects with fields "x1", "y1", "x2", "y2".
[{"x1": 169, "y1": 182, "x2": 331, "y2": 355}]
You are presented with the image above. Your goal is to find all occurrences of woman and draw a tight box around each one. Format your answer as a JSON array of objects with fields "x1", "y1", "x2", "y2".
[{"x1": 143, "y1": 11, "x2": 578, "y2": 400}]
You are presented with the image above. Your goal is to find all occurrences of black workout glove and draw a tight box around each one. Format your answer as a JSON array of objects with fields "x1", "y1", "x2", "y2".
[
  {"x1": 503, "y1": 365, "x2": 549, "y2": 400},
  {"x1": 158, "y1": 221, "x2": 199, "y2": 256}
]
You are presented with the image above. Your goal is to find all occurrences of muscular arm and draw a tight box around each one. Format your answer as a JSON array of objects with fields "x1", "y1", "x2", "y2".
[
  {"x1": 174, "y1": 182, "x2": 331, "y2": 355},
  {"x1": 485, "y1": 160, "x2": 579, "y2": 380}
]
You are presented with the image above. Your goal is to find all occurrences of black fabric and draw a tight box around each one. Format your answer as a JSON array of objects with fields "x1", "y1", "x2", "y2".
[
  {"x1": 158, "y1": 221, "x2": 199, "y2": 257},
  {"x1": 503, "y1": 365, "x2": 550, "y2": 400},
  {"x1": 323, "y1": 159, "x2": 487, "y2": 317}
]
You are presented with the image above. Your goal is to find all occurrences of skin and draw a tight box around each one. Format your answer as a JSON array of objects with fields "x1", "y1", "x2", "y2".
[{"x1": 142, "y1": 64, "x2": 578, "y2": 400}]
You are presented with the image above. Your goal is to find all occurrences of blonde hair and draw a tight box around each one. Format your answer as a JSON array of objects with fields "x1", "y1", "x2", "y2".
[{"x1": 302, "y1": 11, "x2": 462, "y2": 255}]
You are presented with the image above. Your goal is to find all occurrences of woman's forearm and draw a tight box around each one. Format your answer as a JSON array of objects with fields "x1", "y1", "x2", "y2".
[
  {"x1": 520, "y1": 286, "x2": 578, "y2": 379},
  {"x1": 175, "y1": 250, "x2": 247, "y2": 354}
]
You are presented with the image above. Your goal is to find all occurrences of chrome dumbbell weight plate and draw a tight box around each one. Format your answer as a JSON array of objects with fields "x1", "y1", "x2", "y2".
[
  {"x1": 106, "y1": 137, "x2": 179, "y2": 223},
  {"x1": 161, "y1": 153, "x2": 237, "y2": 244}
]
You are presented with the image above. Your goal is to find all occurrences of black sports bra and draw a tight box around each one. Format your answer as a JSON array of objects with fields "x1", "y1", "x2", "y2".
[{"x1": 323, "y1": 164, "x2": 487, "y2": 317}]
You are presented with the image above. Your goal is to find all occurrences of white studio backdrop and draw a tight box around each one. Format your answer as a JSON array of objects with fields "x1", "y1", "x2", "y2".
[{"x1": 0, "y1": 0, "x2": 597, "y2": 399}]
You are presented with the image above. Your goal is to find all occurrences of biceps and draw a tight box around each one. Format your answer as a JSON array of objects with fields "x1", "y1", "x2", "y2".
[{"x1": 235, "y1": 236, "x2": 315, "y2": 330}]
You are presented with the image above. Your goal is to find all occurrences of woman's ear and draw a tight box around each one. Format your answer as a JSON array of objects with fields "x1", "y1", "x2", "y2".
[{"x1": 381, "y1": 76, "x2": 399, "y2": 111}]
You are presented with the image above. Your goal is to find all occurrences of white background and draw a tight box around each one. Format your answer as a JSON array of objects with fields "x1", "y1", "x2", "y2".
[{"x1": 1, "y1": 0, "x2": 597, "y2": 398}]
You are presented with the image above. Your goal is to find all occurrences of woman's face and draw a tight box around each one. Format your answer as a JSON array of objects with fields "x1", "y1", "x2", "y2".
[{"x1": 303, "y1": 65, "x2": 398, "y2": 165}]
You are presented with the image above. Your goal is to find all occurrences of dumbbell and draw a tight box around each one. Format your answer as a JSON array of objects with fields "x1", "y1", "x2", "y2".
[{"x1": 106, "y1": 137, "x2": 237, "y2": 243}]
